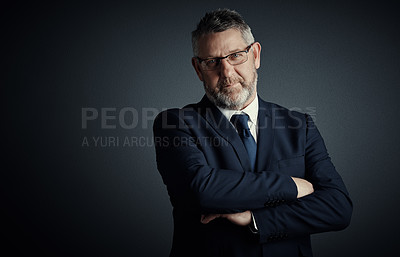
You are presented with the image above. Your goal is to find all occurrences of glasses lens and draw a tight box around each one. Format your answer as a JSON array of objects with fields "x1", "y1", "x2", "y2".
[
  {"x1": 201, "y1": 59, "x2": 218, "y2": 70},
  {"x1": 228, "y1": 52, "x2": 247, "y2": 65}
]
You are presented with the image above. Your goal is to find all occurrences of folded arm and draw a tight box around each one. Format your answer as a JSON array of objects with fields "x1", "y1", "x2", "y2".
[
  {"x1": 153, "y1": 109, "x2": 298, "y2": 213},
  {"x1": 200, "y1": 178, "x2": 314, "y2": 226}
]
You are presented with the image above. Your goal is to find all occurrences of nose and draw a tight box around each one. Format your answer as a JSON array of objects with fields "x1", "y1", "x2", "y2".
[{"x1": 219, "y1": 58, "x2": 235, "y2": 78}]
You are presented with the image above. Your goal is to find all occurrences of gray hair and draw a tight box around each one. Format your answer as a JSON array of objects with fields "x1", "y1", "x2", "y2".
[{"x1": 191, "y1": 9, "x2": 255, "y2": 56}]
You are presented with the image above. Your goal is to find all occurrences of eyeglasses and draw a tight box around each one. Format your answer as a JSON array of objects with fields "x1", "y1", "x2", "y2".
[{"x1": 196, "y1": 43, "x2": 254, "y2": 71}]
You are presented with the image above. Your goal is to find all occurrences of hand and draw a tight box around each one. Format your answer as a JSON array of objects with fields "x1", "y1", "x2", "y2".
[
  {"x1": 223, "y1": 211, "x2": 252, "y2": 226},
  {"x1": 200, "y1": 210, "x2": 252, "y2": 226},
  {"x1": 291, "y1": 177, "x2": 314, "y2": 198}
]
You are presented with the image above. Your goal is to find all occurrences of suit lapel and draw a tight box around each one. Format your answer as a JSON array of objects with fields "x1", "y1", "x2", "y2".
[
  {"x1": 197, "y1": 96, "x2": 252, "y2": 172},
  {"x1": 255, "y1": 99, "x2": 275, "y2": 172}
]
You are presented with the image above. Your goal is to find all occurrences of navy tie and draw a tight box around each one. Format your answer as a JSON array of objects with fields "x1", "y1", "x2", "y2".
[{"x1": 231, "y1": 114, "x2": 257, "y2": 171}]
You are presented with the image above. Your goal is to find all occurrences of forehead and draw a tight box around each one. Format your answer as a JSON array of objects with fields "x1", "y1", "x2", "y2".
[{"x1": 197, "y1": 28, "x2": 247, "y2": 58}]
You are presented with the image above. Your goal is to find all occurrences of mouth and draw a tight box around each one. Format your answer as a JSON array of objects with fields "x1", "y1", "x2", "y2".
[{"x1": 222, "y1": 82, "x2": 240, "y2": 88}]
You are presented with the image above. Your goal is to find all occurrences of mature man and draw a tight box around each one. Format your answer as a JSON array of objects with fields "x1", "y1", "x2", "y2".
[{"x1": 153, "y1": 9, "x2": 352, "y2": 257}]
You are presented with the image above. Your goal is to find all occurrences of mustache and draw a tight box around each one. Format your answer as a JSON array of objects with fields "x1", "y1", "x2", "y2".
[{"x1": 217, "y1": 77, "x2": 244, "y2": 87}]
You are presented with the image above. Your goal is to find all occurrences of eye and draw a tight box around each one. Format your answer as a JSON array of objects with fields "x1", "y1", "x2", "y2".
[
  {"x1": 230, "y1": 52, "x2": 244, "y2": 59},
  {"x1": 205, "y1": 59, "x2": 218, "y2": 66},
  {"x1": 206, "y1": 59, "x2": 216, "y2": 64}
]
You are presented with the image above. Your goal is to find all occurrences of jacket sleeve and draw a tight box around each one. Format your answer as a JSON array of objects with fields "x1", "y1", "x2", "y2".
[
  {"x1": 153, "y1": 109, "x2": 298, "y2": 213},
  {"x1": 252, "y1": 115, "x2": 353, "y2": 243}
]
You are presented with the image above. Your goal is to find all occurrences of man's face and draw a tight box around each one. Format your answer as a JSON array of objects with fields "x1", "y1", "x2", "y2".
[{"x1": 192, "y1": 28, "x2": 261, "y2": 110}]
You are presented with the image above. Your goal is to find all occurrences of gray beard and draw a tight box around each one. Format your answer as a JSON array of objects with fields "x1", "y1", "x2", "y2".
[{"x1": 204, "y1": 70, "x2": 258, "y2": 110}]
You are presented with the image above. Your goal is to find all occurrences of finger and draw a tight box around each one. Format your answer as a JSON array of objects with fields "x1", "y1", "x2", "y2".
[
  {"x1": 200, "y1": 214, "x2": 208, "y2": 224},
  {"x1": 201, "y1": 214, "x2": 220, "y2": 224},
  {"x1": 201, "y1": 215, "x2": 212, "y2": 224}
]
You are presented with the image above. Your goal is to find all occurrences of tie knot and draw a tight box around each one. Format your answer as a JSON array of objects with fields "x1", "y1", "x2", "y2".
[
  {"x1": 231, "y1": 114, "x2": 250, "y2": 128},
  {"x1": 231, "y1": 114, "x2": 251, "y2": 137}
]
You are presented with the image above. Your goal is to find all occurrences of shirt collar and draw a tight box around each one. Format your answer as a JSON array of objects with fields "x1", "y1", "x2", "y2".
[{"x1": 217, "y1": 94, "x2": 259, "y2": 124}]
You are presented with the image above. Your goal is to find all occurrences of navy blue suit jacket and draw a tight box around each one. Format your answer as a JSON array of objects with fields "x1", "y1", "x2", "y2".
[{"x1": 153, "y1": 95, "x2": 352, "y2": 257}]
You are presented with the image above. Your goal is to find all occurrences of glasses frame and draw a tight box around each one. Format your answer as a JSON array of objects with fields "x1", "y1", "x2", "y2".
[{"x1": 196, "y1": 43, "x2": 254, "y2": 71}]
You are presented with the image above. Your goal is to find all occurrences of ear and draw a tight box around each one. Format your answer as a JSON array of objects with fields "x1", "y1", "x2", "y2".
[
  {"x1": 251, "y1": 42, "x2": 262, "y2": 69},
  {"x1": 192, "y1": 57, "x2": 204, "y2": 81}
]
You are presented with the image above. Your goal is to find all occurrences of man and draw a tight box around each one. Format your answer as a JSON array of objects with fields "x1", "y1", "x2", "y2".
[{"x1": 153, "y1": 9, "x2": 352, "y2": 257}]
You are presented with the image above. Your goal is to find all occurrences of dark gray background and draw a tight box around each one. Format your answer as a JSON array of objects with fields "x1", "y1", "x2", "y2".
[{"x1": 3, "y1": 0, "x2": 400, "y2": 256}]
